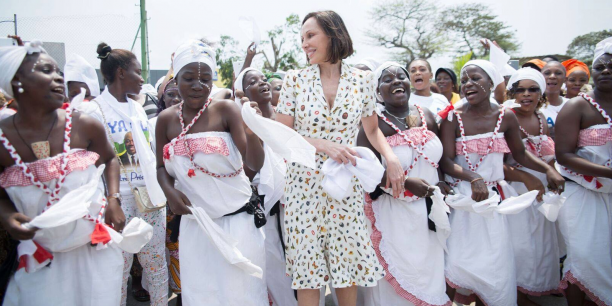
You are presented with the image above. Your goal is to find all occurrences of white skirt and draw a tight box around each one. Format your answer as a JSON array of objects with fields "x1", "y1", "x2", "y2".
[
  {"x1": 445, "y1": 183, "x2": 522, "y2": 306},
  {"x1": 506, "y1": 181, "x2": 560, "y2": 295},
  {"x1": 557, "y1": 182, "x2": 612, "y2": 305},
  {"x1": 364, "y1": 194, "x2": 450, "y2": 306},
  {"x1": 3, "y1": 243, "x2": 123, "y2": 306},
  {"x1": 264, "y1": 207, "x2": 296, "y2": 306},
  {"x1": 180, "y1": 212, "x2": 268, "y2": 306}
]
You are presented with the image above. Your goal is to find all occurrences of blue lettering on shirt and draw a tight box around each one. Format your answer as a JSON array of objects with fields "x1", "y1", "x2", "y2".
[
  {"x1": 131, "y1": 172, "x2": 144, "y2": 181},
  {"x1": 118, "y1": 120, "x2": 128, "y2": 133},
  {"x1": 547, "y1": 117, "x2": 554, "y2": 128},
  {"x1": 107, "y1": 121, "x2": 118, "y2": 133}
]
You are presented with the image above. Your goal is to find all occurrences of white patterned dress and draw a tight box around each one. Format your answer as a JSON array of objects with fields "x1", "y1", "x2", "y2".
[{"x1": 276, "y1": 62, "x2": 384, "y2": 289}]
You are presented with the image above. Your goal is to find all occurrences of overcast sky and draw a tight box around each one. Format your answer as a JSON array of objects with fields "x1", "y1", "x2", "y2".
[{"x1": 1, "y1": 0, "x2": 610, "y2": 82}]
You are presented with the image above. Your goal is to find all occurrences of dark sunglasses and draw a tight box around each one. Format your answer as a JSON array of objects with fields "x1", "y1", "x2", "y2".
[{"x1": 515, "y1": 87, "x2": 541, "y2": 94}]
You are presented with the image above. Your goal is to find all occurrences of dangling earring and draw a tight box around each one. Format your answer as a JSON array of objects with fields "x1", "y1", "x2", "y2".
[{"x1": 17, "y1": 82, "x2": 24, "y2": 93}]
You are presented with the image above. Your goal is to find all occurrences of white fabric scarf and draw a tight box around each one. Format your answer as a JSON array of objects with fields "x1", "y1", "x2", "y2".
[
  {"x1": 241, "y1": 102, "x2": 316, "y2": 169},
  {"x1": 99, "y1": 89, "x2": 166, "y2": 206},
  {"x1": 321, "y1": 146, "x2": 385, "y2": 201},
  {"x1": 594, "y1": 37, "x2": 612, "y2": 64},
  {"x1": 0, "y1": 40, "x2": 45, "y2": 99},
  {"x1": 506, "y1": 67, "x2": 546, "y2": 92},
  {"x1": 187, "y1": 206, "x2": 263, "y2": 278},
  {"x1": 445, "y1": 182, "x2": 538, "y2": 219},
  {"x1": 64, "y1": 53, "x2": 100, "y2": 97}
]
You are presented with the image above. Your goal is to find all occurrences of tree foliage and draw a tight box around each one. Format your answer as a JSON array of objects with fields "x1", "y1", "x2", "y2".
[
  {"x1": 366, "y1": 0, "x2": 448, "y2": 64},
  {"x1": 567, "y1": 29, "x2": 612, "y2": 66},
  {"x1": 214, "y1": 35, "x2": 242, "y2": 88},
  {"x1": 440, "y1": 3, "x2": 519, "y2": 59},
  {"x1": 259, "y1": 14, "x2": 305, "y2": 72}
]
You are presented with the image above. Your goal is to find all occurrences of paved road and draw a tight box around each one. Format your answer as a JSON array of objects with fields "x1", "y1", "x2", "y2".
[{"x1": 127, "y1": 289, "x2": 566, "y2": 306}]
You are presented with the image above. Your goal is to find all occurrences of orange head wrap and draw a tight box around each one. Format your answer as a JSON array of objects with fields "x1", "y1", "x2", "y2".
[
  {"x1": 523, "y1": 59, "x2": 546, "y2": 70},
  {"x1": 562, "y1": 59, "x2": 590, "y2": 79}
]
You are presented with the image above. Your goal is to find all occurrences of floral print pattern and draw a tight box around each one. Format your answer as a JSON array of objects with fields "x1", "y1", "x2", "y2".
[{"x1": 276, "y1": 62, "x2": 384, "y2": 289}]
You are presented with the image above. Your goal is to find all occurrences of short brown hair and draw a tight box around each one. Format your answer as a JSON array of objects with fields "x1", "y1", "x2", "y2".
[{"x1": 302, "y1": 11, "x2": 353, "y2": 64}]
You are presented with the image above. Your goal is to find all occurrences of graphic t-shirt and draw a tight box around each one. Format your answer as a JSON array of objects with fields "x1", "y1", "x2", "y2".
[
  {"x1": 539, "y1": 97, "x2": 569, "y2": 139},
  {"x1": 90, "y1": 90, "x2": 152, "y2": 195}
]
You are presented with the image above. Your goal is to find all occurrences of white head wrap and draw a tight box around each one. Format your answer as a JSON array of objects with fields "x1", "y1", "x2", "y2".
[
  {"x1": 357, "y1": 58, "x2": 381, "y2": 72},
  {"x1": 373, "y1": 61, "x2": 409, "y2": 101},
  {"x1": 0, "y1": 40, "x2": 46, "y2": 99},
  {"x1": 172, "y1": 40, "x2": 217, "y2": 77},
  {"x1": 594, "y1": 37, "x2": 612, "y2": 64},
  {"x1": 233, "y1": 67, "x2": 260, "y2": 105},
  {"x1": 506, "y1": 67, "x2": 546, "y2": 92},
  {"x1": 461, "y1": 59, "x2": 504, "y2": 88},
  {"x1": 64, "y1": 53, "x2": 100, "y2": 97}
]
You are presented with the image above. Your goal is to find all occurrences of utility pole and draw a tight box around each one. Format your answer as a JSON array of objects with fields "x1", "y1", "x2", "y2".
[{"x1": 139, "y1": 0, "x2": 149, "y2": 83}]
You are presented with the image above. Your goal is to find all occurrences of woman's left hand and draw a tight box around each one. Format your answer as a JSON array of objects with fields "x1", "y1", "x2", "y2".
[
  {"x1": 384, "y1": 154, "x2": 405, "y2": 198},
  {"x1": 545, "y1": 168, "x2": 565, "y2": 194},
  {"x1": 105, "y1": 199, "x2": 126, "y2": 232}
]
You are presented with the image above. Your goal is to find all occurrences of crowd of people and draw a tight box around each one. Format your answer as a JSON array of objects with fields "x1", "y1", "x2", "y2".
[{"x1": 0, "y1": 9, "x2": 610, "y2": 306}]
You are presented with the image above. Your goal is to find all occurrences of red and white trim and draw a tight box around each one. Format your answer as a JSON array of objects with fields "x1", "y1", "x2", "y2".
[
  {"x1": 515, "y1": 110, "x2": 545, "y2": 158},
  {"x1": 365, "y1": 194, "x2": 452, "y2": 306},
  {"x1": 0, "y1": 108, "x2": 73, "y2": 211},
  {"x1": 163, "y1": 136, "x2": 230, "y2": 160},
  {"x1": 379, "y1": 105, "x2": 439, "y2": 171},
  {"x1": 0, "y1": 150, "x2": 99, "y2": 188},
  {"x1": 558, "y1": 270, "x2": 608, "y2": 306},
  {"x1": 456, "y1": 107, "x2": 505, "y2": 173},
  {"x1": 560, "y1": 93, "x2": 612, "y2": 185},
  {"x1": 174, "y1": 99, "x2": 243, "y2": 179}
]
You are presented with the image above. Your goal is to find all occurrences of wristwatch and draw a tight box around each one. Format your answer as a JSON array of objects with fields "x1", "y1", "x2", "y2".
[{"x1": 107, "y1": 193, "x2": 122, "y2": 202}]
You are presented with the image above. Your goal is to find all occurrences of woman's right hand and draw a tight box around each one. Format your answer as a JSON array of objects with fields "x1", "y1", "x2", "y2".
[
  {"x1": 165, "y1": 188, "x2": 192, "y2": 215},
  {"x1": 3, "y1": 212, "x2": 37, "y2": 240},
  {"x1": 320, "y1": 140, "x2": 359, "y2": 165},
  {"x1": 470, "y1": 177, "x2": 489, "y2": 202}
]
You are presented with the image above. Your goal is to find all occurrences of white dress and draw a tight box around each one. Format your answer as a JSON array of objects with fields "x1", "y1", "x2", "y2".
[
  {"x1": 444, "y1": 109, "x2": 538, "y2": 306},
  {"x1": 163, "y1": 131, "x2": 268, "y2": 306},
  {"x1": 0, "y1": 148, "x2": 123, "y2": 306},
  {"x1": 362, "y1": 107, "x2": 451, "y2": 306},
  {"x1": 505, "y1": 131, "x2": 560, "y2": 295},
  {"x1": 556, "y1": 123, "x2": 612, "y2": 305}
]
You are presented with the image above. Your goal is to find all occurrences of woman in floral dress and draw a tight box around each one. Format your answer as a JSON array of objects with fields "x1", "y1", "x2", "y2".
[{"x1": 276, "y1": 11, "x2": 404, "y2": 306}]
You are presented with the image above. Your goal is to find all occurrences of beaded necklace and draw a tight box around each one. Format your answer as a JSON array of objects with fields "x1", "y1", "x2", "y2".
[
  {"x1": 456, "y1": 106, "x2": 505, "y2": 173},
  {"x1": 378, "y1": 105, "x2": 438, "y2": 172}
]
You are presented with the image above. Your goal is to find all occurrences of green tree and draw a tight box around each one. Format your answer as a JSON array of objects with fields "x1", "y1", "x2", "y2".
[
  {"x1": 259, "y1": 14, "x2": 305, "y2": 72},
  {"x1": 567, "y1": 29, "x2": 612, "y2": 66},
  {"x1": 214, "y1": 35, "x2": 242, "y2": 88},
  {"x1": 440, "y1": 3, "x2": 519, "y2": 59},
  {"x1": 366, "y1": 0, "x2": 448, "y2": 65}
]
